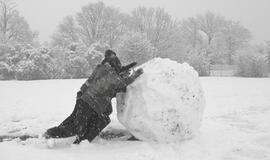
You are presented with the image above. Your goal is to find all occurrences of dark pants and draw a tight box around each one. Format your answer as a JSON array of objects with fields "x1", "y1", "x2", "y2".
[{"x1": 45, "y1": 99, "x2": 110, "y2": 143}]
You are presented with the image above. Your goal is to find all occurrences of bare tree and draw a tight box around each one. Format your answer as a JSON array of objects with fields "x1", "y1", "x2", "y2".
[
  {"x1": 0, "y1": 0, "x2": 15, "y2": 42},
  {"x1": 130, "y1": 7, "x2": 182, "y2": 57},
  {"x1": 117, "y1": 32, "x2": 155, "y2": 65},
  {"x1": 180, "y1": 12, "x2": 251, "y2": 64},
  {"x1": 103, "y1": 9, "x2": 127, "y2": 48},
  {"x1": 51, "y1": 16, "x2": 79, "y2": 47},
  {"x1": 52, "y1": 2, "x2": 126, "y2": 48},
  {"x1": 266, "y1": 41, "x2": 270, "y2": 64},
  {"x1": 196, "y1": 11, "x2": 226, "y2": 45},
  {"x1": 76, "y1": 2, "x2": 126, "y2": 47},
  {"x1": 221, "y1": 21, "x2": 252, "y2": 64},
  {"x1": 180, "y1": 17, "x2": 203, "y2": 48},
  {"x1": 0, "y1": 0, "x2": 37, "y2": 45}
]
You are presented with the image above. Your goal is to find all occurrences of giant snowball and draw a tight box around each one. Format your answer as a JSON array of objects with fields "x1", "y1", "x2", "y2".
[{"x1": 116, "y1": 58, "x2": 205, "y2": 142}]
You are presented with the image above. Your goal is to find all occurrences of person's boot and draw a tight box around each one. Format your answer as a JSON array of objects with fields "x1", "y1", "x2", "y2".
[
  {"x1": 127, "y1": 135, "x2": 139, "y2": 141},
  {"x1": 43, "y1": 132, "x2": 51, "y2": 139},
  {"x1": 73, "y1": 136, "x2": 82, "y2": 144},
  {"x1": 86, "y1": 129, "x2": 100, "y2": 142}
]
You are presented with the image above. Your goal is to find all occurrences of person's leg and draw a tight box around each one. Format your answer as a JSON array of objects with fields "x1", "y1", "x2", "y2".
[
  {"x1": 72, "y1": 99, "x2": 112, "y2": 144},
  {"x1": 72, "y1": 100, "x2": 99, "y2": 144},
  {"x1": 83, "y1": 114, "x2": 111, "y2": 143},
  {"x1": 44, "y1": 99, "x2": 80, "y2": 139}
]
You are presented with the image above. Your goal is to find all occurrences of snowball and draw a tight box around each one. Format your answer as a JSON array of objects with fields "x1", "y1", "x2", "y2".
[{"x1": 116, "y1": 58, "x2": 205, "y2": 142}]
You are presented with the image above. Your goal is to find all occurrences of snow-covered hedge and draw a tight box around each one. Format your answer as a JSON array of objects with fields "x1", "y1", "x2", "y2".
[
  {"x1": 236, "y1": 51, "x2": 268, "y2": 77},
  {"x1": 184, "y1": 49, "x2": 211, "y2": 76},
  {"x1": 0, "y1": 62, "x2": 14, "y2": 80},
  {"x1": 15, "y1": 50, "x2": 56, "y2": 80}
]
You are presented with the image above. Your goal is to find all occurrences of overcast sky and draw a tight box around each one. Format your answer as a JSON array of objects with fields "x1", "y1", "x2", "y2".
[{"x1": 16, "y1": 0, "x2": 270, "y2": 44}]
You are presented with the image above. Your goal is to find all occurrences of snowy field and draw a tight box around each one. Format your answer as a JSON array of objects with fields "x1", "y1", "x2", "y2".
[{"x1": 0, "y1": 77, "x2": 270, "y2": 160}]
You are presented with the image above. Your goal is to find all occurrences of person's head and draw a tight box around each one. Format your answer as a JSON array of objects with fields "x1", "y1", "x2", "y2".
[
  {"x1": 102, "y1": 49, "x2": 122, "y2": 73},
  {"x1": 104, "y1": 49, "x2": 116, "y2": 59}
]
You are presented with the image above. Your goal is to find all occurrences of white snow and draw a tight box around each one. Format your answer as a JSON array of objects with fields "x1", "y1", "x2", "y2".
[
  {"x1": 117, "y1": 58, "x2": 205, "y2": 142},
  {"x1": 0, "y1": 77, "x2": 270, "y2": 160}
]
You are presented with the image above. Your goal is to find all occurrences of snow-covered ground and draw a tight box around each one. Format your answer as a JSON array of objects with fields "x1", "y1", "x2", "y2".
[{"x1": 0, "y1": 77, "x2": 270, "y2": 160}]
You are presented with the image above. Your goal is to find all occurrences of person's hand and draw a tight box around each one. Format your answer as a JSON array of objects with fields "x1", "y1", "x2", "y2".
[
  {"x1": 130, "y1": 62, "x2": 137, "y2": 67},
  {"x1": 135, "y1": 68, "x2": 143, "y2": 76}
]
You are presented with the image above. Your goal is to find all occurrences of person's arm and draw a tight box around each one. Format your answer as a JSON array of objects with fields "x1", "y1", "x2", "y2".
[
  {"x1": 116, "y1": 68, "x2": 143, "y2": 89},
  {"x1": 120, "y1": 62, "x2": 137, "y2": 73}
]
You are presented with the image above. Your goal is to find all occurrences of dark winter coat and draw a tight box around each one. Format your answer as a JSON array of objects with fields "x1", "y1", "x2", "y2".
[
  {"x1": 45, "y1": 64, "x2": 143, "y2": 142},
  {"x1": 79, "y1": 63, "x2": 142, "y2": 115}
]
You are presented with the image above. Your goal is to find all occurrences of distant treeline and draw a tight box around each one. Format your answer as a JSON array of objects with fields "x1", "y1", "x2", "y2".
[{"x1": 0, "y1": 0, "x2": 269, "y2": 80}]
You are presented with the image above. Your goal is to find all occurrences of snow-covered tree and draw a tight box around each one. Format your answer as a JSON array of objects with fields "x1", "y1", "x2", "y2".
[
  {"x1": 51, "y1": 16, "x2": 79, "y2": 47},
  {"x1": 77, "y1": 2, "x2": 127, "y2": 47},
  {"x1": 15, "y1": 48, "x2": 56, "y2": 80},
  {"x1": 84, "y1": 42, "x2": 108, "y2": 69},
  {"x1": 184, "y1": 48, "x2": 211, "y2": 76},
  {"x1": 0, "y1": 0, "x2": 37, "y2": 45},
  {"x1": 180, "y1": 12, "x2": 252, "y2": 65},
  {"x1": 52, "y1": 2, "x2": 127, "y2": 48},
  {"x1": 266, "y1": 41, "x2": 270, "y2": 64},
  {"x1": 1, "y1": 43, "x2": 32, "y2": 68},
  {"x1": 196, "y1": 11, "x2": 226, "y2": 45},
  {"x1": 180, "y1": 17, "x2": 203, "y2": 48},
  {"x1": 130, "y1": 7, "x2": 181, "y2": 58},
  {"x1": 117, "y1": 32, "x2": 155, "y2": 65},
  {"x1": 220, "y1": 21, "x2": 251, "y2": 64},
  {"x1": 0, "y1": 43, "x2": 14, "y2": 61},
  {"x1": 0, "y1": 61, "x2": 13, "y2": 79},
  {"x1": 48, "y1": 43, "x2": 90, "y2": 79},
  {"x1": 235, "y1": 48, "x2": 268, "y2": 77},
  {"x1": 62, "y1": 54, "x2": 90, "y2": 79}
]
